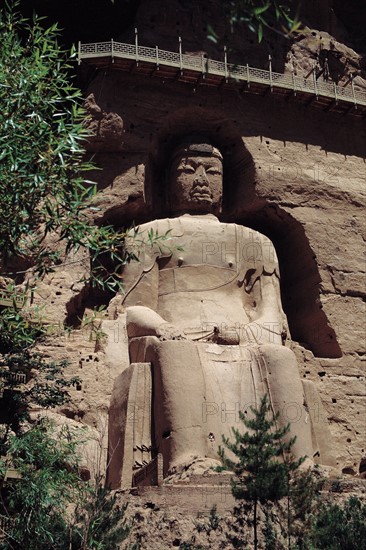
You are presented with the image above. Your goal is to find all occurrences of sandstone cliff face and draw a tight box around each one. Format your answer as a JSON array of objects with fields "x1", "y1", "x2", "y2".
[
  {"x1": 22, "y1": 0, "x2": 365, "y2": 487},
  {"x1": 130, "y1": 0, "x2": 366, "y2": 86}
]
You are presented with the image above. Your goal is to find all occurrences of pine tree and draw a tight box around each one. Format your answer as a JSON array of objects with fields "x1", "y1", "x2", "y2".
[{"x1": 219, "y1": 395, "x2": 305, "y2": 550}]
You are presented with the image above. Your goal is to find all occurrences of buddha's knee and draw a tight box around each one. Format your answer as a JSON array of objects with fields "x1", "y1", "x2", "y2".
[
  {"x1": 129, "y1": 335, "x2": 159, "y2": 363},
  {"x1": 258, "y1": 343, "x2": 297, "y2": 370},
  {"x1": 148, "y1": 339, "x2": 200, "y2": 368},
  {"x1": 258, "y1": 344, "x2": 304, "y2": 402}
]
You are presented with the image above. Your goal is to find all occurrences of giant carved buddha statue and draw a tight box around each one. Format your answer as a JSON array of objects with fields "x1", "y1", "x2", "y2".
[{"x1": 107, "y1": 136, "x2": 335, "y2": 487}]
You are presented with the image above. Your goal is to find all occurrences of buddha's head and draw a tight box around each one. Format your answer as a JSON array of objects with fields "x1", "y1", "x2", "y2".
[{"x1": 167, "y1": 137, "x2": 223, "y2": 215}]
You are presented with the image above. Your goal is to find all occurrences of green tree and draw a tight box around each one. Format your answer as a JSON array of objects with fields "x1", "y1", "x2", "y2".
[
  {"x1": 309, "y1": 496, "x2": 366, "y2": 550},
  {"x1": 0, "y1": 349, "x2": 80, "y2": 442},
  {"x1": 71, "y1": 483, "x2": 130, "y2": 550},
  {"x1": 0, "y1": 420, "x2": 82, "y2": 549},
  {"x1": 219, "y1": 395, "x2": 304, "y2": 550},
  {"x1": 286, "y1": 466, "x2": 324, "y2": 548},
  {"x1": 0, "y1": 9, "x2": 135, "y2": 520},
  {"x1": 0, "y1": 0, "x2": 133, "y2": 292},
  {"x1": 0, "y1": 283, "x2": 80, "y2": 446},
  {"x1": 0, "y1": 420, "x2": 130, "y2": 550}
]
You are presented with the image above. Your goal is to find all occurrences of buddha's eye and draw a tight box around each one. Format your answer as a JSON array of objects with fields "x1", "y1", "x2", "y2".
[
  {"x1": 206, "y1": 168, "x2": 221, "y2": 175},
  {"x1": 181, "y1": 165, "x2": 195, "y2": 173}
]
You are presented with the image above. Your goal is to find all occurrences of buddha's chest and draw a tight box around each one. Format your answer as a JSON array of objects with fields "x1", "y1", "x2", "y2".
[{"x1": 153, "y1": 217, "x2": 266, "y2": 273}]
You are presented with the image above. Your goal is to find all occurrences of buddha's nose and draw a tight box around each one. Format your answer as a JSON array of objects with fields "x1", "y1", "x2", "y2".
[{"x1": 194, "y1": 166, "x2": 209, "y2": 185}]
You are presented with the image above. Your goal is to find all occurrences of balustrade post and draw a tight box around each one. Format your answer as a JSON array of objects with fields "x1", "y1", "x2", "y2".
[
  {"x1": 292, "y1": 72, "x2": 296, "y2": 96},
  {"x1": 224, "y1": 46, "x2": 228, "y2": 82},
  {"x1": 201, "y1": 54, "x2": 205, "y2": 78},
  {"x1": 333, "y1": 81, "x2": 338, "y2": 104},
  {"x1": 155, "y1": 45, "x2": 159, "y2": 70},
  {"x1": 135, "y1": 28, "x2": 139, "y2": 66},
  {"x1": 246, "y1": 63, "x2": 250, "y2": 87},
  {"x1": 179, "y1": 36, "x2": 183, "y2": 74},
  {"x1": 351, "y1": 74, "x2": 357, "y2": 109},
  {"x1": 77, "y1": 41, "x2": 81, "y2": 65},
  {"x1": 111, "y1": 38, "x2": 114, "y2": 63},
  {"x1": 269, "y1": 54, "x2": 273, "y2": 91},
  {"x1": 313, "y1": 61, "x2": 318, "y2": 99}
]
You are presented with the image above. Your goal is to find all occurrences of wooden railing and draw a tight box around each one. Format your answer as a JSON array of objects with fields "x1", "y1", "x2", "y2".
[
  {"x1": 78, "y1": 39, "x2": 366, "y2": 109},
  {"x1": 0, "y1": 515, "x2": 12, "y2": 537},
  {"x1": 0, "y1": 371, "x2": 26, "y2": 398},
  {"x1": 0, "y1": 371, "x2": 26, "y2": 385},
  {"x1": 0, "y1": 290, "x2": 24, "y2": 308}
]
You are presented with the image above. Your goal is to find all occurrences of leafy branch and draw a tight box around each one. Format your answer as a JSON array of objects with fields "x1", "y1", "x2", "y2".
[
  {"x1": 0, "y1": 2, "x2": 140, "y2": 293},
  {"x1": 208, "y1": 0, "x2": 302, "y2": 44}
]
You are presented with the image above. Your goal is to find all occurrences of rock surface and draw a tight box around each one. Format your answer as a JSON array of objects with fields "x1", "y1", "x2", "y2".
[{"x1": 8, "y1": 0, "x2": 365, "y2": 526}]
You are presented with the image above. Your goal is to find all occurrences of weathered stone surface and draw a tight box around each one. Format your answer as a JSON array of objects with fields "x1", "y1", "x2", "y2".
[
  {"x1": 9, "y1": 0, "x2": 365, "y2": 498},
  {"x1": 115, "y1": 474, "x2": 366, "y2": 548},
  {"x1": 286, "y1": 30, "x2": 366, "y2": 90},
  {"x1": 84, "y1": 93, "x2": 124, "y2": 151}
]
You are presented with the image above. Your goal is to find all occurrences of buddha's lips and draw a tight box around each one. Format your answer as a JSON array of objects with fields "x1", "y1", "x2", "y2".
[
  {"x1": 193, "y1": 195, "x2": 213, "y2": 202},
  {"x1": 190, "y1": 185, "x2": 212, "y2": 201}
]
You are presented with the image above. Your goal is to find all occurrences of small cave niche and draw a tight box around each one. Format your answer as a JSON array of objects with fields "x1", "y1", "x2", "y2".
[
  {"x1": 358, "y1": 457, "x2": 366, "y2": 474},
  {"x1": 59, "y1": 407, "x2": 84, "y2": 421},
  {"x1": 1, "y1": 255, "x2": 35, "y2": 285},
  {"x1": 65, "y1": 279, "x2": 114, "y2": 329},
  {"x1": 342, "y1": 466, "x2": 356, "y2": 476},
  {"x1": 79, "y1": 467, "x2": 91, "y2": 482}
]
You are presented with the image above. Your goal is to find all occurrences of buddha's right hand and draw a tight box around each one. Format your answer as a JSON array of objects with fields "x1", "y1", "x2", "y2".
[{"x1": 156, "y1": 322, "x2": 186, "y2": 341}]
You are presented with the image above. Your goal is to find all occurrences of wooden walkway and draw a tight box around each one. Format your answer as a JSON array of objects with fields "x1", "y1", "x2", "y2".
[{"x1": 78, "y1": 39, "x2": 366, "y2": 117}]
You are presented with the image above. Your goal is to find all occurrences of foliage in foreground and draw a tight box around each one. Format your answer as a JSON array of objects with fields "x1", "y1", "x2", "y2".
[
  {"x1": 0, "y1": 421, "x2": 81, "y2": 550},
  {"x1": 0, "y1": 1, "x2": 135, "y2": 293},
  {"x1": 208, "y1": 0, "x2": 302, "y2": 44},
  {"x1": 71, "y1": 482, "x2": 130, "y2": 550},
  {"x1": 309, "y1": 496, "x2": 366, "y2": 550},
  {"x1": 0, "y1": 298, "x2": 128, "y2": 549},
  {"x1": 0, "y1": 287, "x2": 80, "y2": 445},
  {"x1": 0, "y1": 420, "x2": 130, "y2": 550}
]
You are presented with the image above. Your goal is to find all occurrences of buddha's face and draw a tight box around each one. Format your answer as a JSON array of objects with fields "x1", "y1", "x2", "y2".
[{"x1": 168, "y1": 151, "x2": 223, "y2": 214}]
